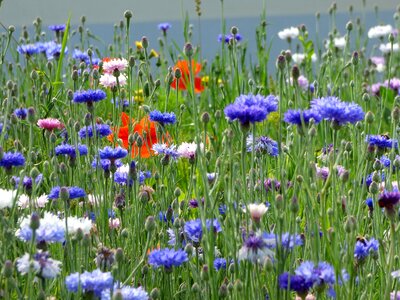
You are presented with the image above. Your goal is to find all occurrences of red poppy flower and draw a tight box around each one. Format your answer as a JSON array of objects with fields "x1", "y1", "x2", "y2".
[
  {"x1": 170, "y1": 60, "x2": 204, "y2": 93},
  {"x1": 108, "y1": 112, "x2": 158, "y2": 158}
]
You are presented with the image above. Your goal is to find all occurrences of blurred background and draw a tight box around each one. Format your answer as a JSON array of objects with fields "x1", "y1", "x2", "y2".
[{"x1": 0, "y1": 0, "x2": 397, "y2": 63}]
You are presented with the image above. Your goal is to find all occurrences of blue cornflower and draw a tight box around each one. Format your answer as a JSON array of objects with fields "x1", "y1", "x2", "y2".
[
  {"x1": 72, "y1": 49, "x2": 90, "y2": 62},
  {"x1": 283, "y1": 109, "x2": 322, "y2": 125},
  {"x1": 16, "y1": 212, "x2": 65, "y2": 243},
  {"x1": 218, "y1": 33, "x2": 242, "y2": 43},
  {"x1": 55, "y1": 143, "x2": 87, "y2": 158},
  {"x1": 92, "y1": 158, "x2": 123, "y2": 172},
  {"x1": 49, "y1": 24, "x2": 66, "y2": 32},
  {"x1": 184, "y1": 218, "x2": 222, "y2": 244},
  {"x1": 101, "y1": 284, "x2": 149, "y2": 300},
  {"x1": 48, "y1": 186, "x2": 86, "y2": 200},
  {"x1": 224, "y1": 94, "x2": 278, "y2": 125},
  {"x1": 17, "y1": 44, "x2": 40, "y2": 56},
  {"x1": 366, "y1": 135, "x2": 398, "y2": 150},
  {"x1": 152, "y1": 144, "x2": 179, "y2": 160},
  {"x1": 45, "y1": 41, "x2": 67, "y2": 60},
  {"x1": 263, "y1": 232, "x2": 303, "y2": 249},
  {"x1": 238, "y1": 233, "x2": 274, "y2": 263},
  {"x1": 365, "y1": 171, "x2": 385, "y2": 187},
  {"x1": 380, "y1": 155, "x2": 391, "y2": 168},
  {"x1": 110, "y1": 98, "x2": 129, "y2": 108},
  {"x1": 354, "y1": 238, "x2": 379, "y2": 260},
  {"x1": 158, "y1": 22, "x2": 171, "y2": 33},
  {"x1": 114, "y1": 170, "x2": 150, "y2": 186},
  {"x1": 99, "y1": 146, "x2": 128, "y2": 160},
  {"x1": 14, "y1": 108, "x2": 28, "y2": 119},
  {"x1": 365, "y1": 198, "x2": 374, "y2": 210},
  {"x1": 214, "y1": 258, "x2": 227, "y2": 271},
  {"x1": 149, "y1": 110, "x2": 176, "y2": 125},
  {"x1": 279, "y1": 273, "x2": 313, "y2": 296},
  {"x1": 0, "y1": 151, "x2": 25, "y2": 170},
  {"x1": 73, "y1": 89, "x2": 107, "y2": 104},
  {"x1": 65, "y1": 269, "x2": 113, "y2": 297},
  {"x1": 148, "y1": 248, "x2": 188, "y2": 271},
  {"x1": 246, "y1": 135, "x2": 279, "y2": 156},
  {"x1": 79, "y1": 124, "x2": 112, "y2": 139},
  {"x1": 311, "y1": 96, "x2": 364, "y2": 125}
]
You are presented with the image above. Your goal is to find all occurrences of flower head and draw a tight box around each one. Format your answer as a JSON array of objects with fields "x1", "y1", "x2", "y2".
[
  {"x1": 49, "y1": 24, "x2": 66, "y2": 32},
  {"x1": 0, "y1": 189, "x2": 16, "y2": 209},
  {"x1": 238, "y1": 233, "x2": 274, "y2": 263},
  {"x1": 246, "y1": 135, "x2": 279, "y2": 156},
  {"x1": 158, "y1": 22, "x2": 171, "y2": 33},
  {"x1": 37, "y1": 118, "x2": 64, "y2": 131},
  {"x1": 99, "y1": 146, "x2": 128, "y2": 160},
  {"x1": 354, "y1": 238, "x2": 379, "y2": 261},
  {"x1": 55, "y1": 143, "x2": 88, "y2": 158},
  {"x1": 149, "y1": 110, "x2": 176, "y2": 125},
  {"x1": 170, "y1": 60, "x2": 204, "y2": 93},
  {"x1": 278, "y1": 26, "x2": 300, "y2": 40},
  {"x1": 102, "y1": 58, "x2": 128, "y2": 74},
  {"x1": 152, "y1": 143, "x2": 179, "y2": 160},
  {"x1": 48, "y1": 186, "x2": 86, "y2": 200},
  {"x1": 283, "y1": 109, "x2": 322, "y2": 126},
  {"x1": 218, "y1": 33, "x2": 242, "y2": 43},
  {"x1": 0, "y1": 152, "x2": 25, "y2": 170},
  {"x1": 65, "y1": 269, "x2": 113, "y2": 296},
  {"x1": 177, "y1": 142, "x2": 203, "y2": 160},
  {"x1": 224, "y1": 94, "x2": 278, "y2": 126},
  {"x1": 148, "y1": 248, "x2": 188, "y2": 271},
  {"x1": 368, "y1": 25, "x2": 393, "y2": 39},
  {"x1": 247, "y1": 203, "x2": 268, "y2": 223},
  {"x1": 73, "y1": 89, "x2": 107, "y2": 104},
  {"x1": 100, "y1": 73, "x2": 128, "y2": 88},
  {"x1": 79, "y1": 124, "x2": 112, "y2": 139},
  {"x1": 17, "y1": 251, "x2": 61, "y2": 279},
  {"x1": 366, "y1": 135, "x2": 398, "y2": 150},
  {"x1": 311, "y1": 96, "x2": 364, "y2": 126},
  {"x1": 101, "y1": 284, "x2": 149, "y2": 300}
]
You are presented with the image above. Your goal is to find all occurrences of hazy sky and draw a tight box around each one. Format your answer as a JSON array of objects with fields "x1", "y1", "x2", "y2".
[{"x1": 0, "y1": 0, "x2": 396, "y2": 26}]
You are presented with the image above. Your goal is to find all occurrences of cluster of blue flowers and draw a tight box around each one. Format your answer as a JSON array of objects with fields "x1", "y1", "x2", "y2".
[
  {"x1": 0, "y1": 151, "x2": 25, "y2": 170},
  {"x1": 73, "y1": 89, "x2": 107, "y2": 104},
  {"x1": 354, "y1": 238, "x2": 379, "y2": 261},
  {"x1": 224, "y1": 94, "x2": 278, "y2": 125},
  {"x1": 366, "y1": 135, "x2": 398, "y2": 150},
  {"x1": 48, "y1": 186, "x2": 86, "y2": 200},
  {"x1": 283, "y1": 109, "x2": 322, "y2": 126},
  {"x1": 72, "y1": 49, "x2": 100, "y2": 66},
  {"x1": 279, "y1": 261, "x2": 336, "y2": 297},
  {"x1": 65, "y1": 269, "x2": 113, "y2": 297},
  {"x1": 184, "y1": 218, "x2": 222, "y2": 244},
  {"x1": 149, "y1": 110, "x2": 176, "y2": 125},
  {"x1": 218, "y1": 33, "x2": 243, "y2": 43},
  {"x1": 148, "y1": 248, "x2": 188, "y2": 271},
  {"x1": 79, "y1": 124, "x2": 112, "y2": 139},
  {"x1": 55, "y1": 143, "x2": 88, "y2": 158},
  {"x1": 99, "y1": 146, "x2": 128, "y2": 160},
  {"x1": 17, "y1": 41, "x2": 67, "y2": 60}
]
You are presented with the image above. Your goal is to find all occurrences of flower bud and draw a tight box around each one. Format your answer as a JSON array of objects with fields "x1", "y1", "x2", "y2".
[
  {"x1": 30, "y1": 212, "x2": 40, "y2": 231},
  {"x1": 145, "y1": 216, "x2": 156, "y2": 233}
]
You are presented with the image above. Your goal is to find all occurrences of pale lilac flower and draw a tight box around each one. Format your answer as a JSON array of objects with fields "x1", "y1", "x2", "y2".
[
  {"x1": 37, "y1": 118, "x2": 64, "y2": 131},
  {"x1": 18, "y1": 194, "x2": 49, "y2": 209},
  {"x1": 247, "y1": 203, "x2": 268, "y2": 223},
  {"x1": 368, "y1": 25, "x2": 393, "y2": 39},
  {"x1": 379, "y1": 43, "x2": 399, "y2": 54},
  {"x1": 99, "y1": 73, "x2": 127, "y2": 88},
  {"x1": 177, "y1": 142, "x2": 203, "y2": 160},
  {"x1": 371, "y1": 56, "x2": 386, "y2": 73},
  {"x1": 102, "y1": 58, "x2": 128, "y2": 74},
  {"x1": 109, "y1": 218, "x2": 121, "y2": 229},
  {"x1": 298, "y1": 75, "x2": 309, "y2": 90},
  {"x1": 17, "y1": 251, "x2": 61, "y2": 279},
  {"x1": 278, "y1": 27, "x2": 299, "y2": 40}
]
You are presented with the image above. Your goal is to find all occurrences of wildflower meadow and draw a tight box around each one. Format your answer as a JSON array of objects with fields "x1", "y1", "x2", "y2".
[{"x1": 1, "y1": 1, "x2": 400, "y2": 299}]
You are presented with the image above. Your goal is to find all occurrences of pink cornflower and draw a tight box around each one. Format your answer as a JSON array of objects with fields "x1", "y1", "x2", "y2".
[
  {"x1": 99, "y1": 73, "x2": 127, "y2": 88},
  {"x1": 177, "y1": 142, "x2": 203, "y2": 160},
  {"x1": 102, "y1": 58, "x2": 128, "y2": 74},
  {"x1": 37, "y1": 118, "x2": 64, "y2": 131},
  {"x1": 109, "y1": 218, "x2": 121, "y2": 229}
]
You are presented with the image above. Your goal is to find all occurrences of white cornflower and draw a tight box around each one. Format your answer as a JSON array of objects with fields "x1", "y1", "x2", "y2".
[{"x1": 278, "y1": 27, "x2": 300, "y2": 40}]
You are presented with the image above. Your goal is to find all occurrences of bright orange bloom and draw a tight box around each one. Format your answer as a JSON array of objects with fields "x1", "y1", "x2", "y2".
[
  {"x1": 170, "y1": 60, "x2": 204, "y2": 93},
  {"x1": 108, "y1": 112, "x2": 158, "y2": 158}
]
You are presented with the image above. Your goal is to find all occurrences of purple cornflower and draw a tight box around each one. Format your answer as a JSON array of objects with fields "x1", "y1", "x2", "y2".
[
  {"x1": 99, "y1": 146, "x2": 128, "y2": 160},
  {"x1": 65, "y1": 269, "x2": 113, "y2": 297},
  {"x1": 246, "y1": 135, "x2": 279, "y2": 156},
  {"x1": 354, "y1": 238, "x2": 379, "y2": 260},
  {"x1": 278, "y1": 273, "x2": 313, "y2": 297},
  {"x1": 378, "y1": 191, "x2": 400, "y2": 217},
  {"x1": 283, "y1": 109, "x2": 322, "y2": 126},
  {"x1": 310, "y1": 96, "x2": 364, "y2": 126},
  {"x1": 224, "y1": 94, "x2": 278, "y2": 126},
  {"x1": 73, "y1": 89, "x2": 107, "y2": 104},
  {"x1": 78, "y1": 124, "x2": 112, "y2": 139},
  {"x1": 0, "y1": 151, "x2": 25, "y2": 170},
  {"x1": 12, "y1": 174, "x2": 43, "y2": 191},
  {"x1": 366, "y1": 135, "x2": 398, "y2": 150},
  {"x1": 45, "y1": 41, "x2": 67, "y2": 60},
  {"x1": 149, "y1": 110, "x2": 176, "y2": 125},
  {"x1": 158, "y1": 22, "x2": 171, "y2": 34},
  {"x1": 148, "y1": 248, "x2": 188, "y2": 271},
  {"x1": 114, "y1": 170, "x2": 149, "y2": 186},
  {"x1": 48, "y1": 186, "x2": 86, "y2": 200},
  {"x1": 214, "y1": 258, "x2": 227, "y2": 271},
  {"x1": 48, "y1": 24, "x2": 66, "y2": 32},
  {"x1": 14, "y1": 108, "x2": 28, "y2": 119},
  {"x1": 72, "y1": 49, "x2": 90, "y2": 62},
  {"x1": 238, "y1": 233, "x2": 274, "y2": 263}
]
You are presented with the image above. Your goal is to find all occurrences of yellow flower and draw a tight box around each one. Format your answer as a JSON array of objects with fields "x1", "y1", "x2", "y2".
[
  {"x1": 135, "y1": 41, "x2": 143, "y2": 50},
  {"x1": 267, "y1": 112, "x2": 280, "y2": 126},
  {"x1": 149, "y1": 49, "x2": 159, "y2": 59},
  {"x1": 134, "y1": 89, "x2": 144, "y2": 104}
]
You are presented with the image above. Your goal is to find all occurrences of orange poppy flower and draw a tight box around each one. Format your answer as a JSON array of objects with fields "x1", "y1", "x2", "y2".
[
  {"x1": 170, "y1": 60, "x2": 204, "y2": 93},
  {"x1": 108, "y1": 112, "x2": 158, "y2": 158}
]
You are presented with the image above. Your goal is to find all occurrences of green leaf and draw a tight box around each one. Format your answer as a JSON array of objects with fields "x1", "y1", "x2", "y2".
[{"x1": 53, "y1": 15, "x2": 70, "y2": 92}]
